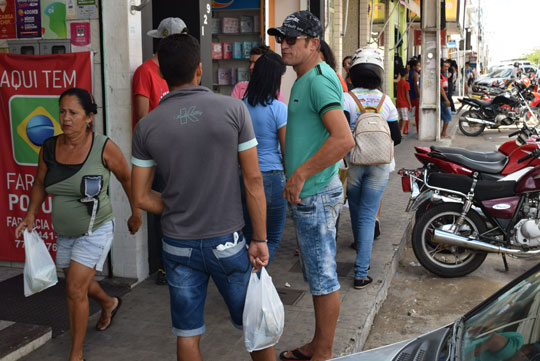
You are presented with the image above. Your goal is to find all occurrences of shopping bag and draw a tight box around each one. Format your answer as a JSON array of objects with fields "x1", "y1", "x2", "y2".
[
  {"x1": 23, "y1": 229, "x2": 58, "y2": 297},
  {"x1": 243, "y1": 267, "x2": 284, "y2": 352}
]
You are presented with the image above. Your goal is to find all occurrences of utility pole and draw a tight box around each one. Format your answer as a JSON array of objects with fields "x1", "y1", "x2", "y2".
[{"x1": 418, "y1": 0, "x2": 441, "y2": 141}]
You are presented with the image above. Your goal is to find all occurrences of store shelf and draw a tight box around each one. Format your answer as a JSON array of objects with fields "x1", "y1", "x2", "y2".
[
  {"x1": 212, "y1": 58, "x2": 249, "y2": 61},
  {"x1": 212, "y1": 32, "x2": 260, "y2": 36},
  {"x1": 212, "y1": 8, "x2": 260, "y2": 13}
]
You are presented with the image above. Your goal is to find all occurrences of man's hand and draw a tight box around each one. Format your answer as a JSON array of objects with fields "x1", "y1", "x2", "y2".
[
  {"x1": 283, "y1": 170, "x2": 306, "y2": 204},
  {"x1": 445, "y1": 99, "x2": 451, "y2": 107},
  {"x1": 127, "y1": 213, "x2": 142, "y2": 234},
  {"x1": 248, "y1": 241, "x2": 269, "y2": 272}
]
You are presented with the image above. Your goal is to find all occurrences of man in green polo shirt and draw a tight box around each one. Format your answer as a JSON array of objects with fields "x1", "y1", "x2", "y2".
[{"x1": 268, "y1": 11, "x2": 354, "y2": 361}]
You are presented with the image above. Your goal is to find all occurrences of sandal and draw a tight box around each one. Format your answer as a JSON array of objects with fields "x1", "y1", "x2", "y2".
[
  {"x1": 279, "y1": 349, "x2": 311, "y2": 361},
  {"x1": 95, "y1": 297, "x2": 122, "y2": 331}
]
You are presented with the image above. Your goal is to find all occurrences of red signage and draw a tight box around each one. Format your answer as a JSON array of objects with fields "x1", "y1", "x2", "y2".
[
  {"x1": 413, "y1": 29, "x2": 448, "y2": 46},
  {"x1": 0, "y1": 52, "x2": 92, "y2": 262},
  {"x1": 414, "y1": 29, "x2": 421, "y2": 46},
  {"x1": 0, "y1": 0, "x2": 17, "y2": 39}
]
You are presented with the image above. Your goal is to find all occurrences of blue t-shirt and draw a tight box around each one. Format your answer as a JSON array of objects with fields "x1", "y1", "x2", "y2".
[{"x1": 243, "y1": 98, "x2": 287, "y2": 172}]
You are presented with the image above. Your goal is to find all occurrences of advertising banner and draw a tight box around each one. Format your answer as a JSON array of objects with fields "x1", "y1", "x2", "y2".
[
  {"x1": 0, "y1": 0, "x2": 17, "y2": 39},
  {"x1": 211, "y1": 0, "x2": 259, "y2": 10},
  {"x1": 41, "y1": 0, "x2": 67, "y2": 39},
  {"x1": 0, "y1": 52, "x2": 92, "y2": 262},
  {"x1": 15, "y1": 0, "x2": 41, "y2": 38}
]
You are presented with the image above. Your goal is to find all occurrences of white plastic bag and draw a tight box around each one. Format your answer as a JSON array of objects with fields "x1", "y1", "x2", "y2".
[
  {"x1": 243, "y1": 267, "x2": 284, "y2": 352},
  {"x1": 23, "y1": 229, "x2": 58, "y2": 297}
]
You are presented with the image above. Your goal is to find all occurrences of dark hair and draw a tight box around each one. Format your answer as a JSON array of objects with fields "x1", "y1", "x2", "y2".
[
  {"x1": 409, "y1": 59, "x2": 419, "y2": 68},
  {"x1": 157, "y1": 34, "x2": 200, "y2": 88},
  {"x1": 342, "y1": 56, "x2": 352, "y2": 68},
  {"x1": 245, "y1": 51, "x2": 286, "y2": 106},
  {"x1": 59, "y1": 88, "x2": 97, "y2": 115},
  {"x1": 350, "y1": 65, "x2": 382, "y2": 90},
  {"x1": 399, "y1": 67, "x2": 408, "y2": 77},
  {"x1": 441, "y1": 58, "x2": 450, "y2": 67},
  {"x1": 319, "y1": 40, "x2": 336, "y2": 71},
  {"x1": 250, "y1": 45, "x2": 270, "y2": 56},
  {"x1": 465, "y1": 61, "x2": 470, "y2": 66},
  {"x1": 152, "y1": 38, "x2": 161, "y2": 54}
]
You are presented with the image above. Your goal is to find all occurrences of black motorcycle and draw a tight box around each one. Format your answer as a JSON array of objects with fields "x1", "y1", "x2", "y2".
[{"x1": 458, "y1": 83, "x2": 540, "y2": 136}]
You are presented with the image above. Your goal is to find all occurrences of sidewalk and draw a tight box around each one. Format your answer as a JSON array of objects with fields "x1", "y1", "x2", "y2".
[{"x1": 8, "y1": 122, "x2": 458, "y2": 361}]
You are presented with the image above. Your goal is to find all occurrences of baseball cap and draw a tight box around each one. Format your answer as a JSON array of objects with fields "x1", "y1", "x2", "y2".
[
  {"x1": 147, "y1": 17, "x2": 188, "y2": 38},
  {"x1": 267, "y1": 11, "x2": 323, "y2": 38}
]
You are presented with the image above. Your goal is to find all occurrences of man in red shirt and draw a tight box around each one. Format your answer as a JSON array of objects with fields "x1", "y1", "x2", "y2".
[
  {"x1": 132, "y1": 17, "x2": 188, "y2": 128},
  {"x1": 132, "y1": 17, "x2": 188, "y2": 285}
]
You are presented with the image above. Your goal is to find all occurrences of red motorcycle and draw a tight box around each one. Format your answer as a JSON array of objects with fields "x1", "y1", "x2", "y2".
[
  {"x1": 409, "y1": 149, "x2": 540, "y2": 277},
  {"x1": 411, "y1": 125, "x2": 540, "y2": 181}
]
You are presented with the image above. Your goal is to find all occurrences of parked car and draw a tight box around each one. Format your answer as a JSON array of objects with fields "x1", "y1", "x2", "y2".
[
  {"x1": 472, "y1": 67, "x2": 514, "y2": 95},
  {"x1": 331, "y1": 262, "x2": 540, "y2": 360},
  {"x1": 473, "y1": 66, "x2": 538, "y2": 96}
]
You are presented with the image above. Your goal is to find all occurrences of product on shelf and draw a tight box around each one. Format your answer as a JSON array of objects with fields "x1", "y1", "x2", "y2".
[
  {"x1": 212, "y1": 42, "x2": 223, "y2": 59},
  {"x1": 222, "y1": 17, "x2": 240, "y2": 34},
  {"x1": 231, "y1": 68, "x2": 237, "y2": 85},
  {"x1": 237, "y1": 67, "x2": 250, "y2": 82},
  {"x1": 240, "y1": 16, "x2": 253, "y2": 33},
  {"x1": 223, "y1": 42, "x2": 233, "y2": 59},
  {"x1": 253, "y1": 15, "x2": 260, "y2": 32},
  {"x1": 218, "y1": 68, "x2": 232, "y2": 85},
  {"x1": 242, "y1": 41, "x2": 252, "y2": 59},
  {"x1": 233, "y1": 42, "x2": 243, "y2": 59},
  {"x1": 211, "y1": 18, "x2": 221, "y2": 34},
  {"x1": 251, "y1": 41, "x2": 260, "y2": 50}
]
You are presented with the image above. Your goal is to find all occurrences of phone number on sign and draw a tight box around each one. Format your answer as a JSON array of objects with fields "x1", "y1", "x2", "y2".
[{"x1": 15, "y1": 231, "x2": 57, "y2": 251}]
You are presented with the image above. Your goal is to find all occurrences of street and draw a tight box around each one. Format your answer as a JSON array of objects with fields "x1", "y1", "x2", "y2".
[{"x1": 364, "y1": 126, "x2": 540, "y2": 351}]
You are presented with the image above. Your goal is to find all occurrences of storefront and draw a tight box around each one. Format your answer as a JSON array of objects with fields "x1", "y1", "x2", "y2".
[{"x1": 0, "y1": 0, "x2": 343, "y2": 281}]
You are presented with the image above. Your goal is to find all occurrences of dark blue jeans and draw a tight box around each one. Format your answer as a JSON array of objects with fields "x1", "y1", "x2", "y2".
[{"x1": 241, "y1": 170, "x2": 287, "y2": 264}]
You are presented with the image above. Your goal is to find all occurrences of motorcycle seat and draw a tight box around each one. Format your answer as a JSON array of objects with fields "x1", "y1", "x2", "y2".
[
  {"x1": 428, "y1": 173, "x2": 516, "y2": 201},
  {"x1": 464, "y1": 98, "x2": 493, "y2": 107},
  {"x1": 433, "y1": 152, "x2": 507, "y2": 174},
  {"x1": 430, "y1": 146, "x2": 507, "y2": 163}
]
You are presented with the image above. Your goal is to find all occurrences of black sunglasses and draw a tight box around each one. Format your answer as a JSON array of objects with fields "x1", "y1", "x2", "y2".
[{"x1": 276, "y1": 35, "x2": 309, "y2": 45}]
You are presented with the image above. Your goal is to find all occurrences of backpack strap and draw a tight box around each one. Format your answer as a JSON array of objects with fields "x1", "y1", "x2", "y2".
[
  {"x1": 348, "y1": 91, "x2": 367, "y2": 114},
  {"x1": 375, "y1": 94, "x2": 386, "y2": 113}
]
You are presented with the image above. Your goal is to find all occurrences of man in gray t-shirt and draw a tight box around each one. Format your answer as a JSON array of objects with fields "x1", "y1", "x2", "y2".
[{"x1": 131, "y1": 34, "x2": 274, "y2": 361}]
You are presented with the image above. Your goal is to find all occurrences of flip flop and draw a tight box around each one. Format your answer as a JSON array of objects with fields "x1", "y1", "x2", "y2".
[
  {"x1": 95, "y1": 296, "x2": 122, "y2": 331},
  {"x1": 279, "y1": 349, "x2": 311, "y2": 361}
]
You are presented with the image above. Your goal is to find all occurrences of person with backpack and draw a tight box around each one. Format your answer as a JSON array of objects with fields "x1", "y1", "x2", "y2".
[{"x1": 343, "y1": 47, "x2": 401, "y2": 289}]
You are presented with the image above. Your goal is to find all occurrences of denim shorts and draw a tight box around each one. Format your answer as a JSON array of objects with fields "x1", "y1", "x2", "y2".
[
  {"x1": 441, "y1": 101, "x2": 452, "y2": 122},
  {"x1": 289, "y1": 175, "x2": 343, "y2": 296},
  {"x1": 56, "y1": 220, "x2": 114, "y2": 271},
  {"x1": 162, "y1": 231, "x2": 251, "y2": 337}
]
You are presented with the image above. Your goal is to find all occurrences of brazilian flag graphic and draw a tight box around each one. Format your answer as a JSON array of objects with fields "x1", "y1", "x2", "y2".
[{"x1": 10, "y1": 96, "x2": 63, "y2": 165}]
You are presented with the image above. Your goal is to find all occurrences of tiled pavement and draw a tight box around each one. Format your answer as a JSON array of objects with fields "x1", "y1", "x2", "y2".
[{"x1": 14, "y1": 122, "x2": 458, "y2": 361}]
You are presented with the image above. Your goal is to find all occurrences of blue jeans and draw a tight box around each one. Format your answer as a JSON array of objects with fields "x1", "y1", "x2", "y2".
[
  {"x1": 241, "y1": 170, "x2": 287, "y2": 264},
  {"x1": 347, "y1": 164, "x2": 390, "y2": 279},
  {"x1": 441, "y1": 100, "x2": 452, "y2": 122},
  {"x1": 161, "y1": 232, "x2": 250, "y2": 337},
  {"x1": 289, "y1": 175, "x2": 343, "y2": 296}
]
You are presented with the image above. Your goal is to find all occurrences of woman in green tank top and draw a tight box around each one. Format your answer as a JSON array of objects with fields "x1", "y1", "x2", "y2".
[{"x1": 15, "y1": 88, "x2": 142, "y2": 361}]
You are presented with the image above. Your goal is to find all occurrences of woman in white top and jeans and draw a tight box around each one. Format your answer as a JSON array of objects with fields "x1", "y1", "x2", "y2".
[{"x1": 343, "y1": 48, "x2": 401, "y2": 289}]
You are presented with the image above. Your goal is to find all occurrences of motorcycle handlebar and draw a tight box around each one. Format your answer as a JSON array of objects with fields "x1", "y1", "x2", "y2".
[{"x1": 509, "y1": 130, "x2": 521, "y2": 137}]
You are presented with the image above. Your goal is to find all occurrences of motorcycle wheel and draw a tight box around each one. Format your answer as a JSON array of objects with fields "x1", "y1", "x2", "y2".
[
  {"x1": 412, "y1": 203, "x2": 488, "y2": 278},
  {"x1": 524, "y1": 107, "x2": 540, "y2": 128},
  {"x1": 459, "y1": 110, "x2": 486, "y2": 136}
]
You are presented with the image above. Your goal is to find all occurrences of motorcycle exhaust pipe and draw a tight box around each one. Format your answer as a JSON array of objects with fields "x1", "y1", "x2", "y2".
[
  {"x1": 433, "y1": 229, "x2": 540, "y2": 256},
  {"x1": 464, "y1": 117, "x2": 496, "y2": 126}
]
